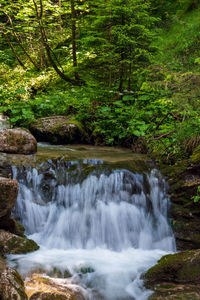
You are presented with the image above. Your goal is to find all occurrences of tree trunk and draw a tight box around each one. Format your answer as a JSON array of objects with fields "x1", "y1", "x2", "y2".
[
  {"x1": 4, "y1": 13, "x2": 40, "y2": 71},
  {"x1": 33, "y1": 0, "x2": 79, "y2": 85},
  {"x1": 2, "y1": 31, "x2": 26, "y2": 69},
  {"x1": 70, "y1": 0, "x2": 79, "y2": 80},
  {"x1": 119, "y1": 52, "x2": 125, "y2": 92}
]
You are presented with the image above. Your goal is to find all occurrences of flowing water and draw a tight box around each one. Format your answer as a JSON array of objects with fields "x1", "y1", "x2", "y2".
[{"x1": 8, "y1": 145, "x2": 176, "y2": 300}]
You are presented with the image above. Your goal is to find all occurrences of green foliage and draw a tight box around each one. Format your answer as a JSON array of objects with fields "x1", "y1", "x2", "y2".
[
  {"x1": 0, "y1": 0, "x2": 200, "y2": 169},
  {"x1": 193, "y1": 186, "x2": 200, "y2": 203},
  {"x1": 81, "y1": 0, "x2": 157, "y2": 89}
]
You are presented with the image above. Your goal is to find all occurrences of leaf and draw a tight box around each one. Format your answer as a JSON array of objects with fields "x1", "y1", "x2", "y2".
[
  {"x1": 101, "y1": 107, "x2": 111, "y2": 113},
  {"x1": 194, "y1": 196, "x2": 200, "y2": 203}
]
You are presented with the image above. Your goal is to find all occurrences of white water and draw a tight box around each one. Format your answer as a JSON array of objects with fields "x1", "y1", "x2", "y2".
[{"x1": 9, "y1": 160, "x2": 176, "y2": 300}]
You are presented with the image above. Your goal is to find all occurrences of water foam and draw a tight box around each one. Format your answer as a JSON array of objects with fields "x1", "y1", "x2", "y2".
[{"x1": 10, "y1": 160, "x2": 175, "y2": 300}]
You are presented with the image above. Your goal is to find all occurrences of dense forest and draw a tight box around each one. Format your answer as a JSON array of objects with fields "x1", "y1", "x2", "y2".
[{"x1": 0, "y1": 0, "x2": 200, "y2": 163}]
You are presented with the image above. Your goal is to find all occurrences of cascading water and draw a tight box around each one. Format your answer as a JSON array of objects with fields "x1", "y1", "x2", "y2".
[{"x1": 9, "y1": 158, "x2": 176, "y2": 300}]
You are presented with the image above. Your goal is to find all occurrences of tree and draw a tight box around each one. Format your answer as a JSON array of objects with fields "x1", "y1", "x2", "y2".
[
  {"x1": 81, "y1": 0, "x2": 157, "y2": 91},
  {"x1": 0, "y1": 0, "x2": 81, "y2": 83}
]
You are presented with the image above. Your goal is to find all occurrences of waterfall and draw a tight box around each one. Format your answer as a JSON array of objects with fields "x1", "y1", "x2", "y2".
[{"x1": 10, "y1": 159, "x2": 175, "y2": 300}]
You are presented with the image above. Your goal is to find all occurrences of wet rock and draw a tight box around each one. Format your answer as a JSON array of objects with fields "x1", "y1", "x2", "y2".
[
  {"x1": 0, "y1": 153, "x2": 12, "y2": 178},
  {"x1": 26, "y1": 274, "x2": 86, "y2": 300},
  {"x1": 0, "y1": 230, "x2": 39, "y2": 254},
  {"x1": 144, "y1": 249, "x2": 200, "y2": 299},
  {"x1": 30, "y1": 292, "x2": 76, "y2": 300},
  {"x1": 159, "y1": 155, "x2": 200, "y2": 250},
  {"x1": 0, "y1": 216, "x2": 25, "y2": 237},
  {"x1": 149, "y1": 283, "x2": 200, "y2": 299},
  {"x1": 0, "y1": 256, "x2": 28, "y2": 300},
  {"x1": 0, "y1": 128, "x2": 37, "y2": 154},
  {"x1": 145, "y1": 249, "x2": 200, "y2": 284},
  {"x1": 0, "y1": 177, "x2": 18, "y2": 218},
  {"x1": 30, "y1": 116, "x2": 87, "y2": 144}
]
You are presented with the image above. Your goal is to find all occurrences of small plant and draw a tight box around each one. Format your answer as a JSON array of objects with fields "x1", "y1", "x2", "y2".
[{"x1": 193, "y1": 186, "x2": 200, "y2": 203}]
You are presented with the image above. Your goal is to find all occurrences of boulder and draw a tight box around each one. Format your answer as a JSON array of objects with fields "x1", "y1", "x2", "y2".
[
  {"x1": 0, "y1": 257, "x2": 28, "y2": 300},
  {"x1": 144, "y1": 249, "x2": 200, "y2": 299},
  {"x1": 0, "y1": 177, "x2": 18, "y2": 219},
  {"x1": 0, "y1": 230, "x2": 39, "y2": 254},
  {"x1": 0, "y1": 128, "x2": 37, "y2": 154},
  {"x1": 30, "y1": 116, "x2": 87, "y2": 144}
]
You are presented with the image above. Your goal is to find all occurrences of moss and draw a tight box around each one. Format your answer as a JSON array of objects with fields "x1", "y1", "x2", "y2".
[
  {"x1": 0, "y1": 230, "x2": 39, "y2": 255},
  {"x1": 191, "y1": 145, "x2": 200, "y2": 163},
  {"x1": 13, "y1": 221, "x2": 25, "y2": 237},
  {"x1": 145, "y1": 249, "x2": 200, "y2": 286},
  {"x1": 6, "y1": 236, "x2": 39, "y2": 254}
]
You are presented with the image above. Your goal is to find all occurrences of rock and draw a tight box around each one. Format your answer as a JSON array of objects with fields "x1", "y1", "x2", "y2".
[
  {"x1": 149, "y1": 283, "x2": 200, "y2": 299},
  {"x1": 160, "y1": 156, "x2": 200, "y2": 250},
  {"x1": 0, "y1": 153, "x2": 12, "y2": 178},
  {"x1": 30, "y1": 292, "x2": 75, "y2": 300},
  {"x1": 0, "y1": 216, "x2": 25, "y2": 236},
  {"x1": 0, "y1": 230, "x2": 39, "y2": 254},
  {"x1": 145, "y1": 249, "x2": 200, "y2": 285},
  {"x1": 30, "y1": 116, "x2": 87, "y2": 144},
  {"x1": 144, "y1": 249, "x2": 200, "y2": 299},
  {"x1": 0, "y1": 128, "x2": 37, "y2": 154},
  {"x1": 26, "y1": 274, "x2": 86, "y2": 300},
  {"x1": 0, "y1": 256, "x2": 28, "y2": 300},
  {"x1": 0, "y1": 177, "x2": 18, "y2": 218}
]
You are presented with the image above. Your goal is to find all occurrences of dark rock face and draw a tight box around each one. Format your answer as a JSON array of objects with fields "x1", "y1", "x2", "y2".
[
  {"x1": 0, "y1": 177, "x2": 25, "y2": 236},
  {"x1": 0, "y1": 229, "x2": 39, "y2": 254},
  {"x1": 0, "y1": 257, "x2": 28, "y2": 300},
  {"x1": 0, "y1": 177, "x2": 18, "y2": 219},
  {"x1": 0, "y1": 177, "x2": 39, "y2": 254},
  {"x1": 159, "y1": 146, "x2": 200, "y2": 251},
  {"x1": 0, "y1": 153, "x2": 12, "y2": 178},
  {"x1": 30, "y1": 116, "x2": 87, "y2": 144},
  {"x1": 144, "y1": 250, "x2": 200, "y2": 299},
  {"x1": 0, "y1": 129, "x2": 37, "y2": 154}
]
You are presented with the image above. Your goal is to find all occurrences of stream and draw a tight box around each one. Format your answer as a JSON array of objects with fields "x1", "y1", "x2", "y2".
[{"x1": 8, "y1": 144, "x2": 176, "y2": 300}]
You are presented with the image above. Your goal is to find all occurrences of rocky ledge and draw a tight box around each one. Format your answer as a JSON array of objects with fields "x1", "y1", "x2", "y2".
[{"x1": 30, "y1": 116, "x2": 87, "y2": 145}]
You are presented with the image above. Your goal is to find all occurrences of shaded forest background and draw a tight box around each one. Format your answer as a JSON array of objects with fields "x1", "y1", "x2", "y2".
[{"x1": 0, "y1": 0, "x2": 200, "y2": 164}]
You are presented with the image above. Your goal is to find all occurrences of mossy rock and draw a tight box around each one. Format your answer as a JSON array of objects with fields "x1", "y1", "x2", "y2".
[
  {"x1": 0, "y1": 229, "x2": 39, "y2": 255},
  {"x1": 0, "y1": 256, "x2": 28, "y2": 300},
  {"x1": 30, "y1": 116, "x2": 88, "y2": 145},
  {"x1": 191, "y1": 145, "x2": 200, "y2": 164},
  {"x1": 0, "y1": 216, "x2": 25, "y2": 237},
  {"x1": 144, "y1": 250, "x2": 200, "y2": 299},
  {"x1": 144, "y1": 249, "x2": 200, "y2": 286}
]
